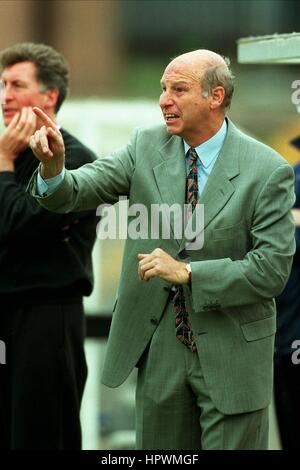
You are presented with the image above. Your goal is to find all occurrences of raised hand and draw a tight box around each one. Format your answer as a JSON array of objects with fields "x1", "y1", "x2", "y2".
[
  {"x1": 0, "y1": 107, "x2": 37, "y2": 171},
  {"x1": 30, "y1": 107, "x2": 65, "y2": 178}
]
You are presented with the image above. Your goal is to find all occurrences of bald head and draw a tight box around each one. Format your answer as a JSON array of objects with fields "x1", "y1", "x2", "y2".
[
  {"x1": 169, "y1": 49, "x2": 227, "y2": 73},
  {"x1": 165, "y1": 49, "x2": 234, "y2": 110}
]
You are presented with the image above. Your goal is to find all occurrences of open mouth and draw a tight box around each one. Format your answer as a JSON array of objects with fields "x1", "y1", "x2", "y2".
[
  {"x1": 3, "y1": 108, "x2": 17, "y2": 116},
  {"x1": 165, "y1": 113, "x2": 180, "y2": 122}
]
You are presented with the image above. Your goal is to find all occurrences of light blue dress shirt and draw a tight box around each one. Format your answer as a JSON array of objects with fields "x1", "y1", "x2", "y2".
[
  {"x1": 37, "y1": 166, "x2": 66, "y2": 196},
  {"x1": 37, "y1": 120, "x2": 227, "y2": 196},
  {"x1": 184, "y1": 119, "x2": 227, "y2": 196}
]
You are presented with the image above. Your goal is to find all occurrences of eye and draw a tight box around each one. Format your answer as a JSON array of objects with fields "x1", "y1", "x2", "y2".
[
  {"x1": 175, "y1": 86, "x2": 188, "y2": 93},
  {"x1": 13, "y1": 81, "x2": 25, "y2": 88}
]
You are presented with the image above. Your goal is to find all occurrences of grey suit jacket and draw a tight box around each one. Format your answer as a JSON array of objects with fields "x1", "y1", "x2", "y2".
[{"x1": 29, "y1": 120, "x2": 295, "y2": 414}]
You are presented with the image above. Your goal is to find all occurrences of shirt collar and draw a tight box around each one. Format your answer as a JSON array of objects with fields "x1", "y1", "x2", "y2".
[{"x1": 183, "y1": 119, "x2": 227, "y2": 168}]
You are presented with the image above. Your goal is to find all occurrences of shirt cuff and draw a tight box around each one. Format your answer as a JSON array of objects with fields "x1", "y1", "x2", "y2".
[{"x1": 37, "y1": 165, "x2": 66, "y2": 196}]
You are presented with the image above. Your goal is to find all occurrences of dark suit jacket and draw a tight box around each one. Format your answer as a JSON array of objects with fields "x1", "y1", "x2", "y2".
[
  {"x1": 0, "y1": 128, "x2": 97, "y2": 296},
  {"x1": 275, "y1": 162, "x2": 300, "y2": 357}
]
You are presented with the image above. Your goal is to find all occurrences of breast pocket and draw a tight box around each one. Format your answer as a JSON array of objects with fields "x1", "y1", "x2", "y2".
[
  {"x1": 212, "y1": 220, "x2": 246, "y2": 240},
  {"x1": 209, "y1": 220, "x2": 250, "y2": 259}
]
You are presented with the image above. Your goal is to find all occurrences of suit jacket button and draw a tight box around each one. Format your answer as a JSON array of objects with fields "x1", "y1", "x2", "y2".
[
  {"x1": 150, "y1": 318, "x2": 158, "y2": 325},
  {"x1": 178, "y1": 250, "x2": 188, "y2": 260},
  {"x1": 163, "y1": 286, "x2": 171, "y2": 292}
]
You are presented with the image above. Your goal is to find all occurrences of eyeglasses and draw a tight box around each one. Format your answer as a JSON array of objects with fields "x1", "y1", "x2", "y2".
[{"x1": 0, "y1": 80, "x2": 6, "y2": 105}]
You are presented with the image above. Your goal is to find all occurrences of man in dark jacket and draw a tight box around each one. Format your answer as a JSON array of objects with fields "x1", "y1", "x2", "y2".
[
  {"x1": 274, "y1": 160, "x2": 300, "y2": 450},
  {"x1": 0, "y1": 43, "x2": 97, "y2": 449}
]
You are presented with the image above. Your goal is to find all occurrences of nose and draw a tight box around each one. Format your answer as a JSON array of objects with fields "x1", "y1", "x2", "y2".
[
  {"x1": 3, "y1": 83, "x2": 13, "y2": 101},
  {"x1": 159, "y1": 90, "x2": 173, "y2": 109}
]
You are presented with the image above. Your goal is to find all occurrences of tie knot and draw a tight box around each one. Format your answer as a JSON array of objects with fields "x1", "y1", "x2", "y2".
[{"x1": 189, "y1": 148, "x2": 198, "y2": 162}]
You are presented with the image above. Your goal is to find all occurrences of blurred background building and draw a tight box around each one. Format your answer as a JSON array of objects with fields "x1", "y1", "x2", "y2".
[
  {"x1": 1, "y1": 0, "x2": 300, "y2": 449},
  {"x1": 1, "y1": 0, "x2": 300, "y2": 157}
]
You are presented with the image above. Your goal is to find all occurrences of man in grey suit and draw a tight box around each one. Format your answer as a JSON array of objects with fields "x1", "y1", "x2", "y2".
[{"x1": 28, "y1": 49, "x2": 295, "y2": 449}]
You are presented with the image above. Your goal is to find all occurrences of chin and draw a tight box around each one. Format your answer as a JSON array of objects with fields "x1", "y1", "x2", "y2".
[{"x1": 166, "y1": 125, "x2": 180, "y2": 136}]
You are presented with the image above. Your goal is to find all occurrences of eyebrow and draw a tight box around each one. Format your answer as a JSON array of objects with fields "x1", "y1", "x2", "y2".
[
  {"x1": 160, "y1": 80, "x2": 190, "y2": 87},
  {"x1": 2, "y1": 77, "x2": 27, "y2": 84}
]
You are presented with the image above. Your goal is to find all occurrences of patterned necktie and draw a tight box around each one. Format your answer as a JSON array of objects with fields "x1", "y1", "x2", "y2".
[{"x1": 173, "y1": 148, "x2": 198, "y2": 352}]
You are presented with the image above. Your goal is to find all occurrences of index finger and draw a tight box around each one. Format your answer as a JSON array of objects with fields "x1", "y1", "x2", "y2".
[
  {"x1": 137, "y1": 254, "x2": 149, "y2": 260},
  {"x1": 33, "y1": 107, "x2": 57, "y2": 130}
]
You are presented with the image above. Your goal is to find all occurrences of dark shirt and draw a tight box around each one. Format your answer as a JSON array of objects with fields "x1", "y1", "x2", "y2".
[
  {"x1": 0, "y1": 128, "x2": 97, "y2": 299},
  {"x1": 275, "y1": 162, "x2": 300, "y2": 356}
]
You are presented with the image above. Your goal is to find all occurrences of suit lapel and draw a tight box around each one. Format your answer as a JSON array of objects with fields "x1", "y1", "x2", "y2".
[
  {"x1": 153, "y1": 135, "x2": 186, "y2": 246},
  {"x1": 152, "y1": 121, "x2": 242, "y2": 251},
  {"x1": 179, "y1": 120, "x2": 241, "y2": 252}
]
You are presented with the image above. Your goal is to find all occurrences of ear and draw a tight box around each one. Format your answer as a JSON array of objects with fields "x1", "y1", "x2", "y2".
[
  {"x1": 209, "y1": 86, "x2": 225, "y2": 110},
  {"x1": 43, "y1": 88, "x2": 59, "y2": 111}
]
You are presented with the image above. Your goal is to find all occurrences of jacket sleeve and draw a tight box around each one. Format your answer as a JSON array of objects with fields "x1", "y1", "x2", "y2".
[
  {"x1": 28, "y1": 129, "x2": 137, "y2": 213},
  {"x1": 0, "y1": 171, "x2": 97, "y2": 245},
  {"x1": 190, "y1": 163, "x2": 296, "y2": 311}
]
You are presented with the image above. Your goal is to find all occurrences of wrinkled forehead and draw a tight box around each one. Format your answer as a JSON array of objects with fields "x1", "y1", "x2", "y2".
[{"x1": 160, "y1": 60, "x2": 205, "y2": 86}]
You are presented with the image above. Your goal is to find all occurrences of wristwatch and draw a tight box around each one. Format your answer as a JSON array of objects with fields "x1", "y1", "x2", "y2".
[{"x1": 185, "y1": 263, "x2": 192, "y2": 284}]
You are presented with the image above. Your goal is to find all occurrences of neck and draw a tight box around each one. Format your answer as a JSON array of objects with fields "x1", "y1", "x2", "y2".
[{"x1": 185, "y1": 115, "x2": 225, "y2": 147}]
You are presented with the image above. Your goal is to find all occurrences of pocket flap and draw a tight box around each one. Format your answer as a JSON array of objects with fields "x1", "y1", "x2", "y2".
[
  {"x1": 212, "y1": 220, "x2": 245, "y2": 240},
  {"x1": 241, "y1": 315, "x2": 276, "y2": 341}
]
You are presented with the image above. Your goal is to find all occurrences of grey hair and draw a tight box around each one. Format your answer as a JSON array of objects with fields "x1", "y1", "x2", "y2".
[{"x1": 201, "y1": 57, "x2": 234, "y2": 110}]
